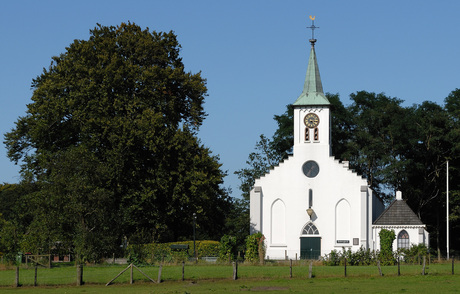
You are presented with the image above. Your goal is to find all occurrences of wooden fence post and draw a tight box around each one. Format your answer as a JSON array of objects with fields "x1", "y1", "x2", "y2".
[
  {"x1": 34, "y1": 264, "x2": 38, "y2": 286},
  {"x1": 452, "y1": 256, "x2": 455, "y2": 275},
  {"x1": 233, "y1": 261, "x2": 238, "y2": 280},
  {"x1": 182, "y1": 261, "x2": 185, "y2": 281},
  {"x1": 344, "y1": 258, "x2": 347, "y2": 277},
  {"x1": 289, "y1": 259, "x2": 292, "y2": 278},
  {"x1": 130, "y1": 263, "x2": 133, "y2": 284},
  {"x1": 397, "y1": 257, "x2": 400, "y2": 276},
  {"x1": 157, "y1": 264, "x2": 163, "y2": 283},
  {"x1": 77, "y1": 264, "x2": 83, "y2": 286},
  {"x1": 15, "y1": 266, "x2": 19, "y2": 287},
  {"x1": 422, "y1": 256, "x2": 426, "y2": 275},
  {"x1": 377, "y1": 260, "x2": 383, "y2": 276},
  {"x1": 309, "y1": 261, "x2": 313, "y2": 279}
]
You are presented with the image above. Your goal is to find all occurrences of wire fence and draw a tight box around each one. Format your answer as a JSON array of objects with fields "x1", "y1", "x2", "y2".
[{"x1": 0, "y1": 257, "x2": 457, "y2": 288}]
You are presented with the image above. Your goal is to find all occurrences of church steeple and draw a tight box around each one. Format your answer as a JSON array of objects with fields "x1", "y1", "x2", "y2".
[
  {"x1": 292, "y1": 17, "x2": 331, "y2": 153},
  {"x1": 293, "y1": 17, "x2": 330, "y2": 106}
]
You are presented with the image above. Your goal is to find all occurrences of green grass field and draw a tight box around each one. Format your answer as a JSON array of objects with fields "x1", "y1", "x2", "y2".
[{"x1": 0, "y1": 261, "x2": 458, "y2": 293}]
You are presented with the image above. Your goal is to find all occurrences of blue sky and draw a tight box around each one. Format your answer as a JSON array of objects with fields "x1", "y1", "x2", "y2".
[{"x1": 1, "y1": 1, "x2": 459, "y2": 197}]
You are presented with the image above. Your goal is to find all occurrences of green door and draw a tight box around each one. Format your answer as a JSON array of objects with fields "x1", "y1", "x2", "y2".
[{"x1": 300, "y1": 237, "x2": 321, "y2": 259}]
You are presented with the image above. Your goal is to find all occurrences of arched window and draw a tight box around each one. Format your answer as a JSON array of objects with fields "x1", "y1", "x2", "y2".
[
  {"x1": 302, "y1": 222, "x2": 319, "y2": 235},
  {"x1": 314, "y1": 127, "x2": 319, "y2": 141},
  {"x1": 397, "y1": 230, "x2": 410, "y2": 249}
]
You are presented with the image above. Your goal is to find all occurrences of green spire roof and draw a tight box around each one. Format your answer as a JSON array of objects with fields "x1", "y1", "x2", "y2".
[{"x1": 293, "y1": 40, "x2": 330, "y2": 106}]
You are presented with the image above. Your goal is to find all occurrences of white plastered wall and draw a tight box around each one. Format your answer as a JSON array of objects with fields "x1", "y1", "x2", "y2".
[{"x1": 372, "y1": 226, "x2": 429, "y2": 252}]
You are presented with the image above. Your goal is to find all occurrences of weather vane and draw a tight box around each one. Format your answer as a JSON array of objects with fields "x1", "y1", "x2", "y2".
[{"x1": 307, "y1": 15, "x2": 319, "y2": 41}]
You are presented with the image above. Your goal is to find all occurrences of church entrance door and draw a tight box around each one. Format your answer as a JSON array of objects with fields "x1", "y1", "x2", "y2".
[{"x1": 300, "y1": 237, "x2": 321, "y2": 259}]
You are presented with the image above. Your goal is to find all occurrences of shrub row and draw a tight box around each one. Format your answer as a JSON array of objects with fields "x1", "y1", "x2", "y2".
[
  {"x1": 322, "y1": 244, "x2": 429, "y2": 266},
  {"x1": 127, "y1": 234, "x2": 267, "y2": 264},
  {"x1": 127, "y1": 240, "x2": 220, "y2": 264}
]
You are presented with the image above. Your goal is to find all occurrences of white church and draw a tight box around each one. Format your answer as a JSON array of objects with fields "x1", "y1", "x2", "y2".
[{"x1": 249, "y1": 23, "x2": 429, "y2": 260}]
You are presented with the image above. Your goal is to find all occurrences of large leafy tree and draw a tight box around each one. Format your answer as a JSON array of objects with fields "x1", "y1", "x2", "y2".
[
  {"x1": 444, "y1": 89, "x2": 460, "y2": 253},
  {"x1": 345, "y1": 91, "x2": 410, "y2": 202},
  {"x1": 400, "y1": 101, "x2": 452, "y2": 257},
  {"x1": 4, "y1": 23, "x2": 230, "y2": 260}
]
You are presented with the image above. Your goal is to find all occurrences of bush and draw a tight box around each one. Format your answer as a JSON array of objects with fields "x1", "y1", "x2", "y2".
[
  {"x1": 353, "y1": 246, "x2": 376, "y2": 266},
  {"x1": 322, "y1": 243, "x2": 430, "y2": 267},
  {"x1": 379, "y1": 229, "x2": 396, "y2": 265},
  {"x1": 398, "y1": 243, "x2": 428, "y2": 264},
  {"x1": 245, "y1": 233, "x2": 265, "y2": 263},
  {"x1": 218, "y1": 235, "x2": 237, "y2": 262},
  {"x1": 322, "y1": 246, "x2": 376, "y2": 266},
  {"x1": 323, "y1": 249, "x2": 340, "y2": 266}
]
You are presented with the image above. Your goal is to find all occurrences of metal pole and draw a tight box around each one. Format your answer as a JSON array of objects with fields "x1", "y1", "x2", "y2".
[
  {"x1": 193, "y1": 213, "x2": 196, "y2": 261},
  {"x1": 447, "y1": 161, "x2": 450, "y2": 260}
]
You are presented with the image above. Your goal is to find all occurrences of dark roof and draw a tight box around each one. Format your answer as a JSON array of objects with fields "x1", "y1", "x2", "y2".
[{"x1": 373, "y1": 200, "x2": 424, "y2": 226}]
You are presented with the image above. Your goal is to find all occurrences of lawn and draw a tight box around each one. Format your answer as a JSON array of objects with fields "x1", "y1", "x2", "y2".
[{"x1": 0, "y1": 261, "x2": 458, "y2": 293}]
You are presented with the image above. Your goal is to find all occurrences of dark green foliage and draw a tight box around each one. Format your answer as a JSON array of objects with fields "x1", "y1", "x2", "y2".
[
  {"x1": 322, "y1": 249, "x2": 341, "y2": 266},
  {"x1": 126, "y1": 240, "x2": 220, "y2": 263},
  {"x1": 346, "y1": 92, "x2": 410, "y2": 202},
  {"x1": 323, "y1": 247, "x2": 376, "y2": 266},
  {"x1": 218, "y1": 234, "x2": 237, "y2": 262},
  {"x1": 323, "y1": 244, "x2": 430, "y2": 266},
  {"x1": 398, "y1": 244, "x2": 428, "y2": 264},
  {"x1": 379, "y1": 229, "x2": 396, "y2": 265},
  {"x1": 244, "y1": 233, "x2": 265, "y2": 263},
  {"x1": 271, "y1": 105, "x2": 294, "y2": 160},
  {"x1": 3, "y1": 23, "x2": 231, "y2": 260},
  {"x1": 224, "y1": 198, "x2": 249, "y2": 253},
  {"x1": 0, "y1": 183, "x2": 36, "y2": 261}
]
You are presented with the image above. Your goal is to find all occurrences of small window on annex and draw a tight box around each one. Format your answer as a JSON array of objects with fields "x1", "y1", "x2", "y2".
[{"x1": 397, "y1": 230, "x2": 410, "y2": 249}]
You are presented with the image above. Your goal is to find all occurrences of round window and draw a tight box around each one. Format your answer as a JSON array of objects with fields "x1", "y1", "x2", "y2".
[{"x1": 302, "y1": 161, "x2": 319, "y2": 178}]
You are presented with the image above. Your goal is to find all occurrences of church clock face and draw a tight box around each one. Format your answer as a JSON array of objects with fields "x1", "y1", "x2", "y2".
[
  {"x1": 304, "y1": 113, "x2": 319, "y2": 128},
  {"x1": 302, "y1": 161, "x2": 320, "y2": 178}
]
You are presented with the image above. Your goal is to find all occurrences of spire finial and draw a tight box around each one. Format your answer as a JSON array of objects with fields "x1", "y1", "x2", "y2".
[{"x1": 307, "y1": 15, "x2": 319, "y2": 46}]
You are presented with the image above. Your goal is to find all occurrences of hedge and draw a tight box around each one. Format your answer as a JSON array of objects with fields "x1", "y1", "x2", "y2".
[{"x1": 127, "y1": 240, "x2": 219, "y2": 264}]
